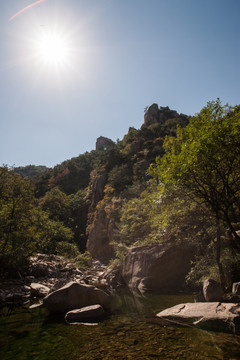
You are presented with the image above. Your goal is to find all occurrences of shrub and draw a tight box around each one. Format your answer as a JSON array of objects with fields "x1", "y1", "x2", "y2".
[{"x1": 56, "y1": 241, "x2": 80, "y2": 259}]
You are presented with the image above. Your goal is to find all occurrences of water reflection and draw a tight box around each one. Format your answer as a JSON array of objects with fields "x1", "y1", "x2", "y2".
[{"x1": 0, "y1": 291, "x2": 240, "y2": 360}]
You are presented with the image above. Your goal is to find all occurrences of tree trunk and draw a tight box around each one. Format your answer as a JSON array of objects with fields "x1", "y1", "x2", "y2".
[
  {"x1": 224, "y1": 210, "x2": 240, "y2": 252},
  {"x1": 215, "y1": 218, "x2": 226, "y2": 290}
]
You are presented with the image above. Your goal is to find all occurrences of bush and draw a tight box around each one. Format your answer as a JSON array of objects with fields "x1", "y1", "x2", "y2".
[
  {"x1": 74, "y1": 251, "x2": 92, "y2": 268},
  {"x1": 56, "y1": 242, "x2": 80, "y2": 259}
]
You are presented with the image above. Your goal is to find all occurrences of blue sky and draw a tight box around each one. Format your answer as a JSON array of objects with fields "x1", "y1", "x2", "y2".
[{"x1": 0, "y1": 0, "x2": 239, "y2": 168}]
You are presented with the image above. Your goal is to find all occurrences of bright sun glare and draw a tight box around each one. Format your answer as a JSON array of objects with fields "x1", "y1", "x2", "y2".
[{"x1": 36, "y1": 31, "x2": 69, "y2": 66}]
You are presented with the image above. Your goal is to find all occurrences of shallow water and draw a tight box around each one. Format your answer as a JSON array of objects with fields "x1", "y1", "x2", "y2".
[{"x1": 1, "y1": 291, "x2": 240, "y2": 360}]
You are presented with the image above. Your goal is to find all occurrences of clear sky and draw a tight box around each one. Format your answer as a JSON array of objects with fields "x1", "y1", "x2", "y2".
[{"x1": 0, "y1": 0, "x2": 239, "y2": 168}]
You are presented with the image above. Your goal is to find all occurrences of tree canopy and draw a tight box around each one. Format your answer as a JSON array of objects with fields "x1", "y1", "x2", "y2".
[{"x1": 150, "y1": 100, "x2": 240, "y2": 249}]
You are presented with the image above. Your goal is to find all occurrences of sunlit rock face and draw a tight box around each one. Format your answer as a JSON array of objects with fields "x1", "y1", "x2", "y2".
[
  {"x1": 156, "y1": 302, "x2": 240, "y2": 334},
  {"x1": 122, "y1": 242, "x2": 194, "y2": 294},
  {"x1": 86, "y1": 169, "x2": 117, "y2": 263}
]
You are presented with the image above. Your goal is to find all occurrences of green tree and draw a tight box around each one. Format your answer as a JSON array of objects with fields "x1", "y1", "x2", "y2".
[
  {"x1": 150, "y1": 100, "x2": 240, "y2": 287},
  {"x1": 0, "y1": 167, "x2": 74, "y2": 272},
  {"x1": 40, "y1": 187, "x2": 71, "y2": 224},
  {"x1": 40, "y1": 187, "x2": 89, "y2": 251},
  {"x1": 0, "y1": 167, "x2": 36, "y2": 269},
  {"x1": 117, "y1": 187, "x2": 159, "y2": 246},
  {"x1": 31, "y1": 207, "x2": 74, "y2": 254},
  {"x1": 69, "y1": 189, "x2": 89, "y2": 251}
]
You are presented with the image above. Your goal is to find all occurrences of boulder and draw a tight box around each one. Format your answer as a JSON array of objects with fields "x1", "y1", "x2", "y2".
[
  {"x1": 203, "y1": 279, "x2": 223, "y2": 302},
  {"x1": 122, "y1": 242, "x2": 193, "y2": 294},
  {"x1": 42, "y1": 281, "x2": 111, "y2": 313},
  {"x1": 156, "y1": 302, "x2": 240, "y2": 334},
  {"x1": 30, "y1": 283, "x2": 50, "y2": 297},
  {"x1": 65, "y1": 304, "x2": 106, "y2": 323},
  {"x1": 232, "y1": 282, "x2": 240, "y2": 296}
]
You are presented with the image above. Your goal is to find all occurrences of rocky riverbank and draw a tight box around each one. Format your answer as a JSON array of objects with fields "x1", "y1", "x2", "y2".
[
  {"x1": 0, "y1": 254, "x2": 108, "y2": 309},
  {"x1": 1, "y1": 252, "x2": 240, "y2": 334}
]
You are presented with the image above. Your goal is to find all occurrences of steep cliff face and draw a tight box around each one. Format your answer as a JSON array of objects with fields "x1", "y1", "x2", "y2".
[
  {"x1": 87, "y1": 211, "x2": 112, "y2": 262},
  {"x1": 86, "y1": 206, "x2": 115, "y2": 263},
  {"x1": 86, "y1": 168, "x2": 121, "y2": 262},
  {"x1": 86, "y1": 195, "x2": 122, "y2": 263},
  {"x1": 88, "y1": 169, "x2": 107, "y2": 213},
  {"x1": 86, "y1": 104, "x2": 189, "y2": 262}
]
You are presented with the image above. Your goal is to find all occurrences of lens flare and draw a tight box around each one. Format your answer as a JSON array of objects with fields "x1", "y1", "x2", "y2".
[{"x1": 9, "y1": 0, "x2": 47, "y2": 22}]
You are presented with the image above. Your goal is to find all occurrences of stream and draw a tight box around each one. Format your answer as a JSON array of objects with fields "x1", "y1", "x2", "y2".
[{"x1": 0, "y1": 291, "x2": 240, "y2": 360}]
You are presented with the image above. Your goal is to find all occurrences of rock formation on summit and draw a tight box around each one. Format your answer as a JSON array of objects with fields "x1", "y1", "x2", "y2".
[
  {"x1": 96, "y1": 136, "x2": 115, "y2": 151},
  {"x1": 142, "y1": 103, "x2": 188, "y2": 129}
]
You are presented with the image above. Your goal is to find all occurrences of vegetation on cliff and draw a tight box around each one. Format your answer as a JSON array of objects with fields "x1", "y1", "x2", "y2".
[{"x1": 1, "y1": 100, "x2": 240, "y2": 289}]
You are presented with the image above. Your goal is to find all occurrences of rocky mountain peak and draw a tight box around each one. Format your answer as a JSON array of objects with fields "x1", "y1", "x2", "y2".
[
  {"x1": 142, "y1": 103, "x2": 188, "y2": 129},
  {"x1": 96, "y1": 136, "x2": 115, "y2": 151}
]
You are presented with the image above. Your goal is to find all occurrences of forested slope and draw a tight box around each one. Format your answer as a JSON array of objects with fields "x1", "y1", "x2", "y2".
[{"x1": 1, "y1": 100, "x2": 240, "y2": 290}]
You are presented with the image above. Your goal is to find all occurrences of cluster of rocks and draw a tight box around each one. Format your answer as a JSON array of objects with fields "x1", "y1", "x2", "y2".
[
  {"x1": 0, "y1": 254, "x2": 108, "y2": 310},
  {"x1": 43, "y1": 281, "x2": 112, "y2": 324},
  {"x1": 1, "y1": 249, "x2": 240, "y2": 332},
  {"x1": 156, "y1": 279, "x2": 240, "y2": 334}
]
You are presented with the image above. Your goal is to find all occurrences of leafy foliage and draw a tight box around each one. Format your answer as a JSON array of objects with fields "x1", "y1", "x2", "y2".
[
  {"x1": 0, "y1": 167, "x2": 36, "y2": 270},
  {"x1": 149, "y1": 100, "x2": 240, "y2": 287},
  {"x1": 0, "y1": 167, "x2": 73, "y2": 272},
  {"x1": 5, "y1": 100, "x2": 240, "y2": 290},
  {"x1": 56, "y1": 241, "x2": 80, "y2": 259},
  {"x1": 14, "y1": 165, "x2": 49, "y2": 179},
  {"x1": 150, "y1": 100, "x2": 240, "y2": 246}
]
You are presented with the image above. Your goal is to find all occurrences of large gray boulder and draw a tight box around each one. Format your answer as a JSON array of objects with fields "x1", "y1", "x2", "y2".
[
  {"x1": 156, "y1": 302, "x2": 240, "y2": 334},
  {"x1": 122, "y1": 242, "x2": 193, "y2": 294},
  {"x1": 65, "y1": 305, "x2": 106, "y2": 324},
  {"x1": 43, "y1": 281, "x2": 111, "y2": 313},
  {"x1": 203, "y1": 279, "x2": 223, "y2": 302}
]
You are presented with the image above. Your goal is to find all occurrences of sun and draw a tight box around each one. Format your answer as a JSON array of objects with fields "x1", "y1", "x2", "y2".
[{"x1": 36, "y1": 30, "x2": 69, "y2": 66}]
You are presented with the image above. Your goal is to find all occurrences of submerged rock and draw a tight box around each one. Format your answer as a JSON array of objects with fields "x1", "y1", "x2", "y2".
[
  {"x1": 156, "y1": 302, "x2": 240, "y2": 334},
  {"x1": 43, "y1": 281, "x2": 111, "y2": 313},
  {"x1": 65, "y1": 304, "x2": 106, "y2": 324}
]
